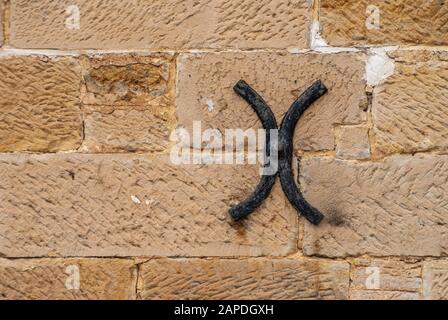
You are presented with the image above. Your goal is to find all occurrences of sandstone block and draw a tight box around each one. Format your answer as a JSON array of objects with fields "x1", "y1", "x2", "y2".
[
  {"x1": 335, "y1": 125, "x2": 370, "y2": 160},
  {"x1": 300, "y1": 154, "x2": 448, "y2": 257},
  {"x1": 372, "y1": 50, "x2": 448, "y2": 157},
  {"x1": 320, "y1": 0, "x2": 448, "y2": 46},
  {"x1": 177, "y1": 52, "x2": 367, "y2": 152},
  {"x1": 0, "y1": 1, "x2": 3, "y2": 46},
  {"x1": 0, "y1": 154, "x2": 297, "y2": 257},
  {"x1": 80, "y1": 54, "x2": 176, "y2": 153},
  {"x1": 10, "y1": 0, "x2": 310, "y2": 50},
  {"x1": 138, "y1": 258, "x2": 349, "y2": 299},
  {"x1": 423, "y1": 260, "x2": 448, "y2": 300},
  {"x1": 0, "y1": 258, "x2": 136, "y2": 300},
  {"x1": 350, "y1": 259, "x2": 421, "y2": 300},
  {"x1": 0, "y1": 56, "x2": 82, "y2": 152}
]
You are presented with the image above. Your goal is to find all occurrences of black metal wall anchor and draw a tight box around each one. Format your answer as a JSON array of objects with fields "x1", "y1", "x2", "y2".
[{"x1": 229, "y1": 79, "x2": 328, "y2": 225}]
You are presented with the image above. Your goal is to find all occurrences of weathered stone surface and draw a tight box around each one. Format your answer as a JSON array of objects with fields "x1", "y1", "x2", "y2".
[
  {"x1": 0, "y1": 154, "x2": 297, "y2": 257},
  {"x1": 10, "y1": 0, "x2": 310, "y2": 50},
  {"x1": 82, "y1": 109, "x2": 175, "y2": 153},
  {"x1": 80, "y1": 54, "x2": 172, "y2": 106},
  {"x1": 300, "y1": 154, "x2": 448, "y2": 257},
  {"x1": 138, "y1": 258, "x2": 349, "y2": 299},
  {"x1": 350, "y1": 290, "x2": 419, "y2": 300},
  {"x1": 0, "y1": 1, "x2": 3, "y2": 47},
  {"x1": 80, "y1": 54, "x2": 176, "y2": 153},
  {"x1": 320, "y1": 0, "x2": 448, "y2": 46},
  {"x1": 350, "y1": 259, "x2": 422, "y2": 300},
  {"x1": 177, "y1": 52, "x2": 367, "y2": 152},
  {"x1": 0, "y1": 56, "x2": 82, "y2": 152},
  {"x1": 335, "y1": 125, "x2": 370, "y2": 160},
  {"x1": 372, "y1": 50, "x2": 448, "y2": 157},
  {"x1": 423, "y1": 260, "x2": 448, "y2": 299},
  {"x1": 0, "y1": 258, "x2": 136, "y2": 299}
]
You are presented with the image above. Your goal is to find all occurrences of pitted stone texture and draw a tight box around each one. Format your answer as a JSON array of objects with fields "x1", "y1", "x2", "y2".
[
  {"x1": 423, "y1": 260, "x2": 448, "y2": 299},
  {"x1": 300, "y1": 154, "x2": 448, "y2": 257},
  {"x1": 138, "y1": 258, "x2": 349, "y2": 299},
  {"x1": 10, "y1": 0, "x2": 310, "y2": 50},
  {"x1": 80, "y1": 54, "x2": 172, "y2": 106},
  {"x1": 350, "y1": 290, "x2": 419, "y2": 300},
  {"x1": 80, "y1": 54, "x2": 176, "y2": 153},
  {"x1": 372, "y1": 51, "x2": 448, "y2": 157},
  {"x1": 0, "y1": 154, "x2": 297, "y2": 258},
  {"x1": 335, "y1": 125, "x2": 370, "y2": 160},
  {"x1": 320, "y1": 0, "x2": 448, "y2": 46},
  {"x1": 350, "y1": 259, "x2": 422, "y2": 300},
  {"x1": 0, "y1": 1, "x2": 3, "y2": 46},
  {"x1": 177, "y1": 52, "x2": 367, "y2": 152},
  {"x1": 0, "y1": 258, "x2": 136, "y2": 300},
  {"x1": 0, "y1": 56, "x2": 82, "y2": 152},
  {"x1": 82, "y1": 108, "x2": 175, "y2": 153}
]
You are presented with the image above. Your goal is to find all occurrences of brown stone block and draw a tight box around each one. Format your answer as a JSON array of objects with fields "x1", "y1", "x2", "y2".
[
  {"x1": 0, "y1": 154, "x2": 297, "y2": 257},
  {"x1": 321, "y1": 0, "x2": 448, "y2": 46},
  {"x1": 10, "y1": 0, "x2": 311, "y2": 50},
  {"x1": 0, "y1": 56, "x2": 82, "y2": 152},
  {"x1": 177, "y1": 52, "x2": 367, "y2": 152},
  {"x1": 138, "y1": 258, "x2": 349, "y2": 299},
  {"x1": 0, "y1": 258, "x2": 136, "y2": 300},
  {"x1": 301, "y1": 154, "x2": 448, "y2": 257}
]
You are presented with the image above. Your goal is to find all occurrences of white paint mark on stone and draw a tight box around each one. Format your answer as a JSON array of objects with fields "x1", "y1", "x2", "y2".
[
  {"x1": 310, "y1": 21, "x2": 328, "y2": 49},
  {"x1": 65, "y1": 5, "x2": 81, "y2": 30},
  {"x1": 131, "y1": 195, "x2": 141, "y2": 204},
  {"x1": 310, "y1": 21, "x2": 360, "y2": 53},
  {"x1": 206, "y1": 99, "x2": 214, "y2": 112},
  {"x1": 365, "y1": 47, "x2": 396, "y2": 86}
]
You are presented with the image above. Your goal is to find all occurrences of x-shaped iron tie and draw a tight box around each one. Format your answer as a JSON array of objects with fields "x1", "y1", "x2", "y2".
[{"x1": 229, "y1": 79, "x2": 328, "y2": 225}]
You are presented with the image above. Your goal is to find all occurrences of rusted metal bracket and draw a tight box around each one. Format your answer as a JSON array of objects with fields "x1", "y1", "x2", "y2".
[{"x1": 229, "y1": 80, "x2": 328, "y2": 225}]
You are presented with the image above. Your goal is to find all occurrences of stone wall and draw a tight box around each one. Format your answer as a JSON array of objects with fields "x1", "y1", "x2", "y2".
[{"x1": 0, "y1": 0, "x2": 447, "y2": 300}]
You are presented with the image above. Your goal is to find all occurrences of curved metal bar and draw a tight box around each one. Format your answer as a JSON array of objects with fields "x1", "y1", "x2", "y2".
[
  {"x1": 229, "y1": 80, "x2": 278, "y2": 221},
  {"x1": 279, "y1": 80, "x2": 328, "y2": 225}
]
